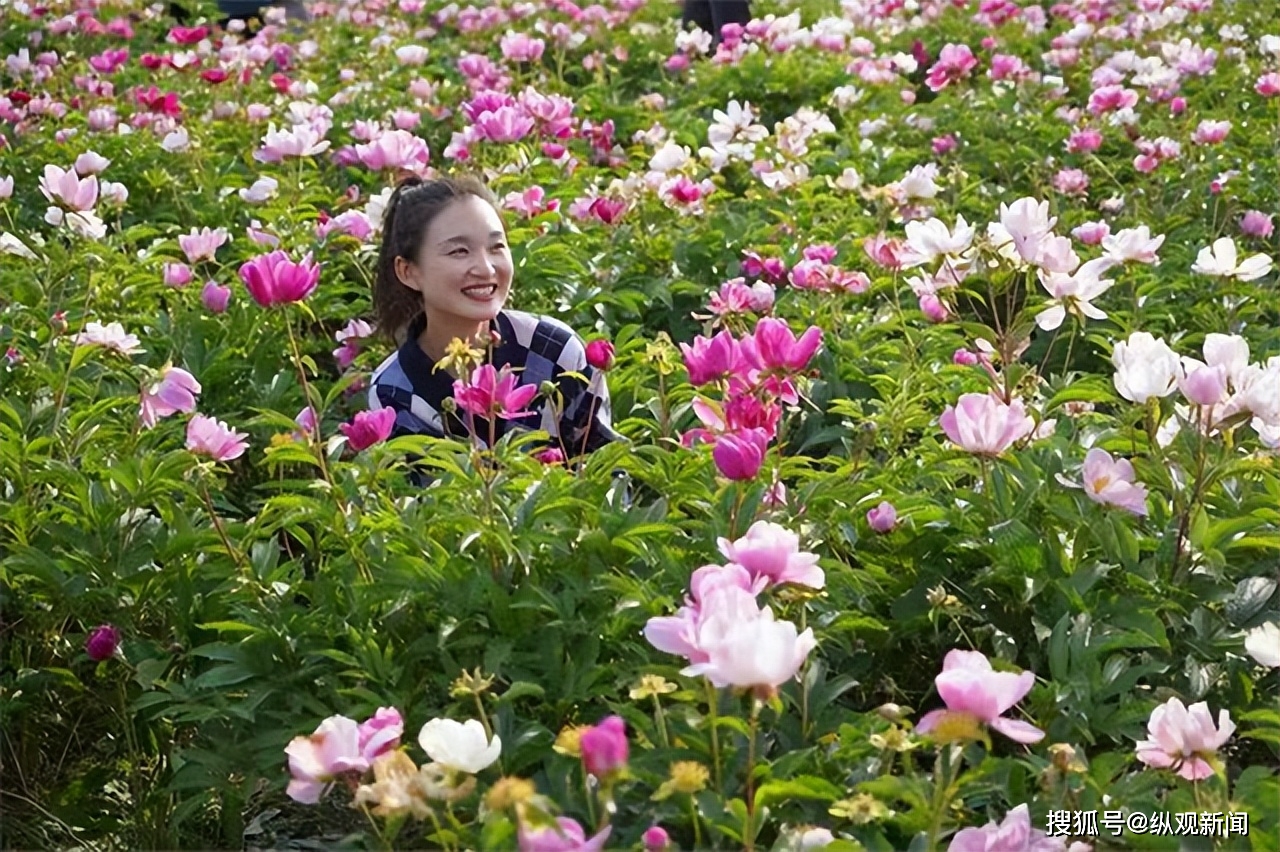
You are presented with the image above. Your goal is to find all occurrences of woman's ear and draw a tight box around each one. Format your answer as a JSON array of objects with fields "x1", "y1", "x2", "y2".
[{"x1": 394, "y1": 255, "x2": 423, "y2": 292}]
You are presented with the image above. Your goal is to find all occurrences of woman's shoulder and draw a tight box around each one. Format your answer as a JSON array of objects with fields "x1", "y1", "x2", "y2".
[{"x1": 500, "y1": 309, "x2": 588, "y2": 359}]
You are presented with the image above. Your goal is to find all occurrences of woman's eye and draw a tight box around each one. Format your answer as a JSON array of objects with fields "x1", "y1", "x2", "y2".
[
  {"x1": 491, "y1": 243, "x2": 507, "y2": 251},
  {"x1": 450, "y1": 248, "x2": 468, "y2": 256}
]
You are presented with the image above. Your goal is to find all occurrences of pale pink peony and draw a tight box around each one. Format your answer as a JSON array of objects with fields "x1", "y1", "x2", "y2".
[
  {"x1": 185, "y1": 414, "x2": 249, "y2": 461},
  {"x1": 357, "y1": 707, "x2": 404, "y2": 763},
  {"x1": 518, "y1": 817, "x2": 611, "y2": 852},
  {"x1": 1081, "y1": 448, "x2": 1148, "y2": 516},
  {"x1": 917, "y1": 650, "x2": 1044, "y2": 744},
  {"x1": 939, "y1": 393, "x2": 1035, "y2": 456},
  {"x1": 140, "y1": 366, "x2": 201, "y2": 428},
  {"x1": 948, "y1": 804, "x2": 1066, "y2": 852},
  {"x1": 1135, "y1": 697, "x2": 1234, "y2": 780},
  {"x1": 718, "y1": 520, "x2": 823, "y2": 589},
  {"x1": 284, "y1": 715, "x2": 369, "y2": 804}
]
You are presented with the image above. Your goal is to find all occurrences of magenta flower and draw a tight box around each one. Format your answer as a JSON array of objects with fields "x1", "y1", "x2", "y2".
[
  {"x1": 1081, "y1": 448, "x2": 1148, "y2": 516},
  {"x1": 284, "y1": 715, "x2": 370, "y2": 804},
  {"x1": 747, "y1": 317, "x2": 823, "y2": 373},
  {"x1": 340, "y1": 408, "x2": 396, "y2": 452},
  {"x1": 925, "y1": 43, "x2": 978, "y2": 91},
  {"x1": 717, "y1": 520, "x2": 823, "y2": 590},
  {"x1": 948, "y1": 804, "x2": 1066, "y2": 852},
  {"x1": 1135, "y1": 697, "x2": 1234, "y2": 780},
  {"x1": 186, "y1": 414, "x2": 249, "y2": 461},
  {"x1": 584, "y1": 339, "x2": 615, "y2": 371},
  {"x1": 356, "y1": 707, "x2": 404, "y2": 763},
  {"x1": 680, "y1": 330, "x2": 741, "y2": 386},
  {"x1": 579, "y1": 715, "x2": 628, "y2": 780},
  {"x1": 163, "y1": 261, "x2": 192, "y2": 287},
  {"x1": 238, "y1": 250, "x2": 321, "y2": 307},
  {"x1": 939, "y1": 393, "x2": 1035, "y2": 456},
  {"x1": 867, "y1": 501, "x2": 897, "y2": 533},
  {"x1": 85, "y1": 624, "x2": 121, "y2": 661},
  {"x1": 201, "y1": 280, "x2": 231, "y2": 313},
  {"x1": 140, "y1": 365, "x2": 201, "y2": 428},
  {"x1": 642, "y1": 826, "x2": 671, "y2": 852},
  {"x1": 452, "y1": 364, "x2": 538, "y2": 421},
  {"x1": 517, "y1": 817, "x2": 611, "y2": 852},
  {"x1": 916, "y1": 650, "x2": 1044, "y2": 744},
  {"x1": 712, "y1": 428, "x2": 769, "y2": 481}
]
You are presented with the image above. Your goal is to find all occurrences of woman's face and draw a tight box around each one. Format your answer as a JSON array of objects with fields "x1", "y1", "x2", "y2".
[{"x1": 397, "y1": 195, "x2": 513, "y2": 328}]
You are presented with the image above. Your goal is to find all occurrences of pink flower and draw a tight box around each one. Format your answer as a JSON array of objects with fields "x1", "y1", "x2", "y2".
[
  {"x1": 1191, "y1": 119, "x2": 1230, "y2": 145},
  {"x1": 1071, "y1": 221, "x2": 1110, "y2": 245},
  {"x1": 1178, "y1": 362, "x2": 1228, "y2": 406},
  {"x1": 178, "y1": 226, "x2": 229, "y2": 264},
  {"x1": 681, "y1": 330, "x2": 740, "y2": 386},
  {"x1": 453, "y1": 364, "x2": 539, "y2": 421},
  {"x1": 38, "y1": 164, "x2": 98, "y2": 210},
  {"x1": 712, "y1": 428, "x2": 769, "y2": 481},
  {"x1": 1081, "y1": 448, "x2": 1148, "y2": 516},
  {"x1": 340, "y1": 408, "x2": 396, "y2": 451},
  {"x1": 1101, "y1": 226, "x2": 1164, "y2": 264},
  {"x1": 140, "y1": 365, "x2": 201, "y2": 428},
  {"x1": 1066, "y1": 128, "x2": 1103, "y2": 153},
  {"x1": 644, "y1": 568, "x2": 763, "y2": 667},
  {"x1": 718, "y1": 520, "x2": 823, "y2": 589},
  {"x1": 518, "y1": 817, "x2": 611, "y2": 852},
  {"x1": 681, "y1": 599, "x2": 817, "y2": 696},
  {"x1": 201, "y1": 280, "x2": 231, "y2": 313},
  {"x1": 473, "y1": 106, "x2": 536, "y2": 143},
  {"x1": 186, "y1": 414, "x2": 249, "y2": 461},
  {"x1": 1087, "y1": 84, "x2": 1137, "y2": 115},
  {"x1": 585, "y1": 339, "x2": 614, "y2": 370},
  {"x1": 916, "y1": 650, "x2": 1044, "y2": 744},
  {"x1": 925, "y1": 43, "x2": 978, "y2": 92},
  {"x1": 580, "y1": 715, "x2": 628, "y2": 780},
  {"x1": 534, "y1": 447, "x2": 565, "y2": 465},
  {"x1": 867, "y1": 501, "x2": 897, "y2": 533},
  {"x1": 85, "y1": 624, "x2": 121, "y2": 661},
  {"x1": 1240, "y1": 211, "x2": 1274, "y2": 239},
  {"x1": 939, "y1": 393, "x2": 1035, "y2": 456},
  {"x1": 163, "y1": 261, "x2": 192, "y2": 287},
  {"x1": 747, "y1": 318, "x2": 822, "y2": 373},
  {"x1": 354, "y1": 129, "x2": 430, "y2": 172},
  {"x1": 1135, "y1": 697, "x2": 1234, "y2": 780},
  {"x1": 948, "y1": 804, "x2": 1066, "y2": 852},
  {"x1": 238, "y1": 251, "x2": 321, "y2": 306},
  {"x1": 357, "y1": 707, "x2": 404, "y2": 763},
  {"x1": 642, "y1": 826, "x2": 671, "y2": 852},
  {"x1": 1256, "y1": 72, "x2": 1280, "y2": 97},
  {"x1": 1052, "y1": 168, "x2": 1088, "y2": 196},
  {"x1": 500, "y1": 32, "x2": 545, "y2": 63},
  {"x1": 284, "y1": 715, "x2": 370, "y2": 804}
]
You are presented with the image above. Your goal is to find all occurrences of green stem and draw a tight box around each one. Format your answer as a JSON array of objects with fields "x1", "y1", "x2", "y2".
[
  {"x1": 926, "y1": 747, "x2": 953, "y2": 852},
  {"x1": 744, "y1": 701, "x2": 761, "y2": 852},
  {"x1": 705, "y1": 679, "x2": 722, "y2": 793},
  {"x1": 472, "y1": 693, "x2": 503, "y2": 776},
  {"x1": 687, "y1": 794, "x2": 703, "y2": 848},
  {"x1": 652, "y1": 694, "x2": 670, "y2": 748},
  {"x1": 199, "y1": 478, "x2": 250, "y2": 573}
]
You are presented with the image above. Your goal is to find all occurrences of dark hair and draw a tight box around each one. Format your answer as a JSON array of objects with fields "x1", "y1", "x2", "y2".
[{"x1": 373, "y1": 174, "x2": 500, "y2": 344}]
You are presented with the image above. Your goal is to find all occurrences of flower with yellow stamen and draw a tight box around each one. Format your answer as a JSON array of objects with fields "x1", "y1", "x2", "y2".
[{"x1": 630, "y1": 674, "x2": 677, "y2": 701}]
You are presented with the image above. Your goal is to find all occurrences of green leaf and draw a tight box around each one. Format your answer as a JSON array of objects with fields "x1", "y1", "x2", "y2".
[
  {"x1": 754, "y1": 776, "x2": 843, "y2": 811},
  {"x1": 497, "y1": 681, "x2": 546, "y2": 704}
]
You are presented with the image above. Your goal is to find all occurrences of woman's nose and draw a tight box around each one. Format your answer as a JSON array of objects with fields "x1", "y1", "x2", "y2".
[{"x1": 471, "y1": 255, "x2": 496, "y2": 276}]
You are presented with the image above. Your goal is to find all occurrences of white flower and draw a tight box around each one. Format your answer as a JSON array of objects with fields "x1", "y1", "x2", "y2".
[
  {"x1": 161, "y1": 127, "x2": 191, "y2": 153},
  {"x1": 1036, "y1": 257, "x2": 1117, "y2": 330},
  {"x1": 648, "y1": 141, "x2": 691, "y2": 174},
  {"x1": 996, "y1": 197, "x2": 1057, "y2": 264},
  {"x1": 903, "y1": 215, "x2": 974, "y2": 267},
  {"x1": 1, "y1": 231, "x2": 39, "y2": 260},
  {"x1": 73, "y1": 321, "x2": 144, "y2": 356},
  {"x1": 1191, "y1": 237, "x2": 1273, "y2": 281},
  {"x1": 417, "y1": 719, "x2": 501, "y2": 774},
  {"x1": 239, "y1": 176, "x2": 279, "y2": 204},
  {"x1": 394, "y1": 45, "x2": 428, "y2": 65},
  {"x1": 706, "y1": 100, "x2": 769, "y2": 149},
  {"x1": 1102, "y1": 225, "x2": 1164, "y2": 264},
  {"x1": 1111, "y1": 331, "x2": 1180, "y2": 403},
  {"x1": 896, "y1": 163, "x2": 940, "y2": 200},
  {"x1": 831, "y1": 167, "x2": 862, "y2": 191},
  {"x1": 1244, "y1": 622, "x2": 1280, "y2": 668}
]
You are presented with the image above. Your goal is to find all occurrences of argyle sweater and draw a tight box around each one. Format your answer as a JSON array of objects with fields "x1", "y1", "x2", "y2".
[{"x1": 368, "y1": 310, "x2": 621, "y2": 458}]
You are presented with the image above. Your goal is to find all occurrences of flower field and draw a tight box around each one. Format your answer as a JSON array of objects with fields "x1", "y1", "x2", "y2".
[{"x1": 1, "y1": 0, "x2": 1278, "y2": 849}]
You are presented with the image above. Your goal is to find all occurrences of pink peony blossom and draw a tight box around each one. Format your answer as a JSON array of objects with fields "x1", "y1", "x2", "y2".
[
  {"x1": 238, "y1": 251, "x2": 321, "y2": 306},
  {"x1": 1081, "y1": 448, "x2": 1148, "y2": 516},
  {"x1": 1135, "y1": 697, "x2": 1234, "y2": 781},
  {"x1": 948, "y1": 804, "x2": 1066, "y2": 852},
  {"x1": 453, "y1": 364, "x2": 539, "y2": 421},
  {"x1": 284, "y1": 715, "x2": 370, "y2": 804},
  {"x1": 867, "y1": 501, "x2": 897, "y2": 533},
  {"x1": 718, "y1": 520, "x2": 823, "y2": 589},
  {"x1": 140, "y1": 365, "x2": 201, "y2": 428},
  {"x1": 178, "y1": 226, "x2": 229, "y2": 263},
  {"x1": 580, "y1": 715, "x2": 628, "y2": 780},
  {"x1": 339, "y1": 408, "x2": 396, "y2": 451},
  {"x1": 939, "y1": 393, "x2": 1035, "y2": 456},
  {"x1": 917, "y1": 650, "x2": 1044, "y2": 744},
  {"x1": 518, "y1": 817, "x2": 611, "y2": 852},
  {"x1": 712, "y1": 428, "x2": 769, "y2": 481},
  {"x1": 85, "y1": 624, "x2": 121, "y2": 661},
  {"x1": 357, "y1": 707, "x2": 404, "y2": 763},
  {"x1": 186, "y1": 414, "x2": 249, "y2": 461}
]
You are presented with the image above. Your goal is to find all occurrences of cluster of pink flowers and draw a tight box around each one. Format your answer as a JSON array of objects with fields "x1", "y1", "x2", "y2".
[
  {"x1": 645, "y1": 523, "x2": 819, "y2": 696},
  {"x1": 787, "y1": 244, "x2": 870, "y2": 294},
  {"x1": 445, "y1": 87, "x2": 576, "y2": 158},
  {"x1": 680, "y1": 317, "x2": 822, "y2": 480}
]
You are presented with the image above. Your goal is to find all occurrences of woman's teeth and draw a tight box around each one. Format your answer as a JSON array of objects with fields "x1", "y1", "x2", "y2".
[{"x1": 462, "y1": 284, "x2": 498, "y2": 300}]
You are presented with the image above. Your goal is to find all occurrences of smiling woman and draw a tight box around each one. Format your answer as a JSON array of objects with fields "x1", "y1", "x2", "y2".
[{"x1": 367, "y1": 175, "x2": 622, "y2": 467}]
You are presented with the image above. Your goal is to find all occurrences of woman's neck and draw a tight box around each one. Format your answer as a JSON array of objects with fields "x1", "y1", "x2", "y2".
[{"x1": 416, "y1": 314, "x2": 493, "y2": 365}]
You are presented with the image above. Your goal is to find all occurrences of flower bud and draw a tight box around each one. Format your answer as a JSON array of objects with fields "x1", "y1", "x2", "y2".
[
  {"x1": 85, "y1": 624, "x2": 121, "y2": 661},
  {"x1": 585, "y1": 338, "x2": 615, "y2": 371},
  {"x1": 643, "y1": 826, "x2": 671, "y2": 852},
  {"x1": 580, "y1": 715, "x2": 628, "y2": 780},
  {"x1": 866, "y1": 500, "x2": 897, "y2": 533}
]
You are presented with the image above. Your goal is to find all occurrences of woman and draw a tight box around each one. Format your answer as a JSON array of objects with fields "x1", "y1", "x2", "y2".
[{"x1": 367, "y1": 176, "x2": 622, "y2": 465}]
